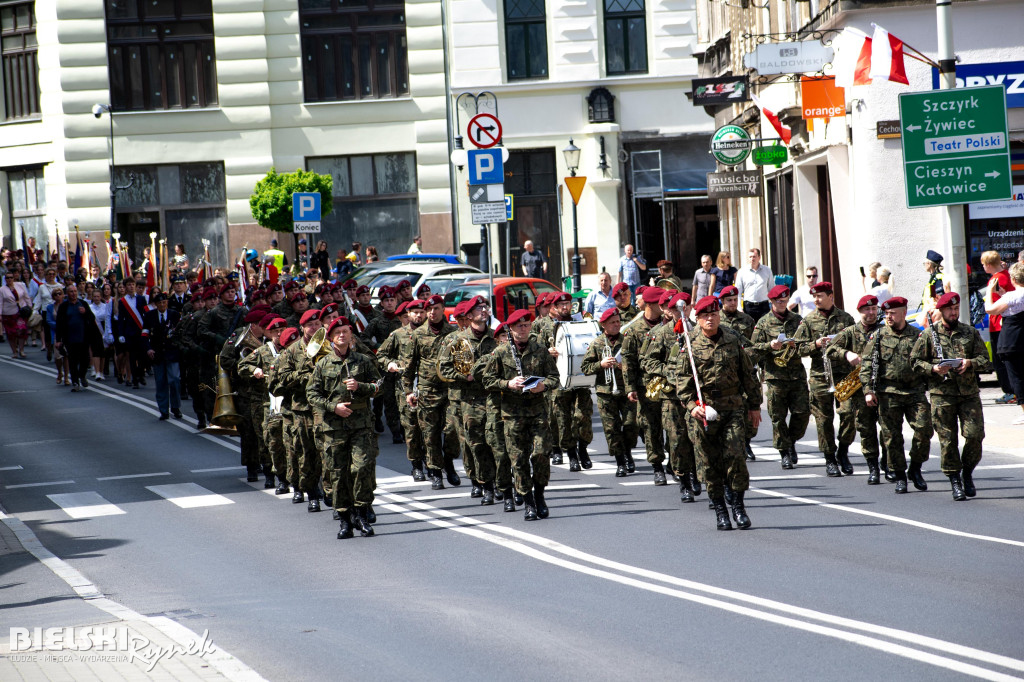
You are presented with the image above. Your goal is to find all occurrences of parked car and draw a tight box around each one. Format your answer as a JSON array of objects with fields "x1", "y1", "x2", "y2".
[
  {"x1": 363, "y1": 263, "x2": 484, "y2": 300},
  {"x1": 443, "y1": 277, "x2": 563, "y2": 322},
  {"x1": 385, "y1": 254, "x2": 465, "y2": 264}
]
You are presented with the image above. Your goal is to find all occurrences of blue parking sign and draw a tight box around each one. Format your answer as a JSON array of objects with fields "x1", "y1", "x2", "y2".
[
  {"x1": 292, "y1": 192, "x2": 321, "y2": 222},
  {"x1": 467, "y1": 149, "x2": 503, "y2": 186}
]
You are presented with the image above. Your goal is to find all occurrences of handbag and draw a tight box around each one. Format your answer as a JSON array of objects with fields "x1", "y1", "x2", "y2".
[
  {"x1": 27, "y1": 311, "x2": 42, "y2": 328},
  {"x1": 18, "y1": 305, "x2": 32, "y2": 320}
]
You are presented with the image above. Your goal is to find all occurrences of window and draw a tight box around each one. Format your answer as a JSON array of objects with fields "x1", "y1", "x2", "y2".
[
  {"x1": 104, "y1": 0, "x2": 218, "y2": 111},
  {"x1": 505, "y1": 0, "x2": 547, "y2": 80},
  {"x1": 1, "y1": 1, "x2": 40, "y2": 119},
  {"x1": 604, "y1": 0, "x2": 646, "y2": 75},
  {"x1": 307, "y1": 153, "x2": 418, "y2": 259},
  {"x1": 7, "y1": 167, "x2": 46, "y2": 244},
  {"x1": 299, "y1": 0, "x2": 409, "y2": 102}
]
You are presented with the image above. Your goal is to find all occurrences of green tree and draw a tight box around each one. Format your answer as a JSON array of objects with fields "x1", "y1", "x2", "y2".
[{"x1": 249, "y1": 168, "x2": 333, "y2": 233}]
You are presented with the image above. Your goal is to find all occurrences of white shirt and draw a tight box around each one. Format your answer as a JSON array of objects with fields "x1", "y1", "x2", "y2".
[
  {"x1": 735, "y1": 264, "x2": 774, "y2": 303},
  {"x1": 870, "y1": 283, "x2": 893, "y2": 307},
  {"x1": 789, "y1": 286, "x2": 816, "y2": 316},
  {"x1": 89, "y1": 300, "x2": 113, "y2": 345}
]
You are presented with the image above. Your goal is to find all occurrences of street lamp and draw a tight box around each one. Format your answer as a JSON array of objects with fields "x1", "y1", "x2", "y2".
[{"x1": 563, "y1": 139, "x2": 582, "y2": 292}]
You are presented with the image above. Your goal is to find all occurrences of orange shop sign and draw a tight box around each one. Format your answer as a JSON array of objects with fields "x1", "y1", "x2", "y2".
[{"x1": 800, "y1": 77, "x2": 846, "y2": 120}]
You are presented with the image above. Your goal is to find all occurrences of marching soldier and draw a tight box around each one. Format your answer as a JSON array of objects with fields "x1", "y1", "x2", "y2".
[
  {"x1": 178, "y1": 289, "x2": 214, "y2": 429},
  {"x1": 217, "y1": 313, "x2": 263, "y2": 483},
  {"x1": 481, "y1": 309, "x2": 560, "y2": 520},
  {"x1": 438, "y1": 296, "x2": 498, "y2": 504},
  {"x1": 718, "y1": 285, "x2": 758, "y2": 461},
  {"x1": 911, "y1": 292, "x2": 991, "y2": 500},
  {"x1": 385, "y1": 300, "x2": 427, "y2": 480},
  {"x1": 307, "y1": 316, "x2": 382, "y2": 539},
  {"x1": 794, "y1": 281, "x2": 856, "y2": 476},
  {"x1": 400, "y1": 295, "x2": 459, "y2": 489},
  {"x1": 440, "y1": 302, "x2": 472, "y2": 488},
  {"x1": 537, "y1": 292, "x2": 594, "y2": 471},
  {"x1": 860, "y1": 297, "x2": 933, "y2": 494},
  {"x1": 676, "y1": 296, "x2": 763, "y2": 531},
  {"x1": 581, "y1": 308, "x2": 635, "y2": 478},
  {"x1": 531, "y1": 293, "x2": 560, "y2": 464},
  {"x1": 611, "y1": 282, "x2": 638, "y2": 323},
  {"x1": 237, "y1": 313, "x2": 285, "y2": 488},
  {"x1": 362, "y1": 285, "x2": 403, "y2": 441},
  {"x1": 487, "y1": 323, "x2": 517, "y2": 510},
  {"x1": 284, "y1": 289, "x2": 311, "y2": 328},
  {"x1": 622, "y1": 287, "x2": 671, "y2": 483},
  {"x1": 825, "y1": 295, "x2": 889, "y2": 484},
  {"x1": 353, "y1": 285, "x2": 381, "y2": 327},
  {"x1": 750, "y1": 285, "x2": 810, "y2": 469},
  {"x1": 264, "y1": 327, "x2": 299, "y2": 495}
]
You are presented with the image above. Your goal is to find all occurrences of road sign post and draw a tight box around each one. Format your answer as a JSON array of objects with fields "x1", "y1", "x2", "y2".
[{"x1": 292, "y1": 192, "x2": 321, "y2": 233}]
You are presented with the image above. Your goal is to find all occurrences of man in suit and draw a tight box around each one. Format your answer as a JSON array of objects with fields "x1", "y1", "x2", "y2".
[
  {"x1": 117, "y1": 277, "x2": 150, "y2": 388},
  {"x1": 167, "y1": 274, "x2": 191, "y2": 313},
  {"x1": 143, "y1": 292, "x2": 182, "y2": 420}
]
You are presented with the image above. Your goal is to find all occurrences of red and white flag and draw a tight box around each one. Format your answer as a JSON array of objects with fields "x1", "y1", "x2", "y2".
[
  {"x1": 832, "y1": 27, "x2": 872, "y2": 89},
  {"x1": 869, "y1": 24, "x2": 909, "y2": 85},
  {"x1": 750, "y1": 94, "x2": 792, "y2": 145}
]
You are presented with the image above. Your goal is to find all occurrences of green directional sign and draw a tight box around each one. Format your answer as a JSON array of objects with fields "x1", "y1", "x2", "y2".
[{"x1": 899, "y1": 85, "x2": 1011, "y2": 209}]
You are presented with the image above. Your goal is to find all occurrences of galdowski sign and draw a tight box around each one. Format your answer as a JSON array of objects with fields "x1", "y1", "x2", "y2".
[{"x1": 744, "y1": 41, "x2": 834, "y2": 76}]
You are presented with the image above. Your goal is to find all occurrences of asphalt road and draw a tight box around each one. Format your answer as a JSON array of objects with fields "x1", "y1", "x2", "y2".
[{"x1": 2, "y1": 352, "x2": 1023, "y2": 681}]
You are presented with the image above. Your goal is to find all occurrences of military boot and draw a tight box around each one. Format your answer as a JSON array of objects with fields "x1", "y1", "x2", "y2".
[
  {"x1": 745, "y1": 441, "x2": 756, "y2": 461},
  {"x1": 481, "y1": 482, "x2": 495, "y2": 505},
  {"x1": 779, "y1": 449, "x2": 793, "y2": 470},
  {"x1": 470, "y1": 483, "x2": 483, "y2": 498},
  {"x1": 724, "y1": 486, "x2": 736, "y2": 505},
  {"x1": 711, "y1": 497, "x2": 733, "y2": 530},
  {"x1": 908, "y1": 462, "x2": 928, "y2": 491},
  {"x1": 731, "y1": 490, "x2": 751, "y2": 529},
  {"x1": 824, "y1": 452, "x2": 842, "y2": 477},
  {"x1": 789, "y1": 446, "x2": 799, "y2": 464},
  {"x1": 323, "y1": 490, "x2": 333, "y2": 508},
  {"x1": 523, "y1": 491, "x2": 539, "y2": 521},
  {"x1": 262, "y1": 464, "x2": 276, "y2": 489},
  {"x1": 503, "y1": 489, "x2": 516, "y2": 512},
  {"x1": 613, "y1": 453, "x2": 628, "y2": 478},
  {"x1": 246, "y1": 466, "x2": 260, "y2": 483},
  {"x1": 948, "y1": 473, "x2": 966, "y2": 501},
  {"x1": 337, "y1": 513, "x2": 354, "y2": 539},
  {"x1": 533, "y1": 485, "x2": 549, "y2": 519},
  {"x1": 444, "y1": 459, "x2": 461, "y2": 487},
  {"x1": 962, "y1": 466, "x2": 977, "y2": 497},
  {"x1": 866, "y1": 458, "x2": 881, "y2": 485},
  {"x1": 624, "y1": 451, "x2": 636, "y2": 473},
  {"x1": 430, "y1": 469, "x2": 445, "y2": 490},
  {"x1": 332, "y1": 509, "x2": 341, "y2": 521},
  {"x1": 353, "y1": 507, "x2": 374, "y2": 537},
  {"x1": 837, "y1": 444, "x2": 854, "y2": 475},
  {"x1": 652, "y1": 462, "x2": 668, "y2": 486},
  {"x1": 881, "y1": 444, "x2": 895, "y2": 481},
  {"x1": 567, "y1": 444, "x2": 581, "y2": 472},
  {"x1": 366, "y1": 505, "x2": 376, "y2": 523},
  {"x1": 513, "y1": 489, "x2": 524, "y2": 505},
  {"x1": 679, "y1": 476, "x2": 695, "y2": 504},
  {"x1": 551, "y1": 447, "x2": 563, "y2": 465},
  {"x1": 275, "y1": 480, "x2": 290, "y2": 495},
  {"x1": 578, "y1": 441, "x2": 593, "y2": 469},
  {"x1": 689, "y1": 472, "x2": 702, "y2": 496},
  {"x1": 307, "y1": 492, "x2": 321, "y2": 513},
  {"x1": 494, "y1": 488, "x2": 504, "y2": 500},
  {"x1": 894, "y1": 471, "x2": 908, "y2": 494},
  {"x1": 292, "y1": 490, "x2": 305, "y2": 503},
  {"x1": 411, "y1": 460, "x2": 426, "y2": 482}
]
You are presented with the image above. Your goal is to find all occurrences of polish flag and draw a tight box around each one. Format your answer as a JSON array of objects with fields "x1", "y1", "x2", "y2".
[
  {"x1": 832, "y1": 27, "x2": 872, "y2": 89},
  {"x1": 751, "y1": 95, "x2": 792, "y2": 145},
  {"x1": 869, "y1": 25, "x2": 909, "y2": 85}
]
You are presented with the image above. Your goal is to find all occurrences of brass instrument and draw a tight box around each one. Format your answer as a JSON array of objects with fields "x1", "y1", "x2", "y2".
[
  {"x1": 204, "y1": 357, "x2": 243, "y2": 436},
  {"x1": 234, "y1": 324, "x2": 263, "y2": 358},
  {"x1": 645, "y1": 375, "x2": 670, "y2": 400},
  {"x1": 822, "y1": 335, "x2": 836, "y2": 393},
  {"x1": 437, "y1": 336, "x2": 475, "y2": 380},
  {"x1": 603, "y1": 345, "x2": 621, "y2": 395},
  {"x1": 655, "y1": 278, "x2": 677, "y2": 291},
  {"x1": 834, "y1": 368, "x2": 863, "y2": 402},
  {"x1": 773, "y1": 342, "x2": 797, "y2": 367},
  {"x1": 305, "y1": 327, "x2": 331, "y2": 363}
]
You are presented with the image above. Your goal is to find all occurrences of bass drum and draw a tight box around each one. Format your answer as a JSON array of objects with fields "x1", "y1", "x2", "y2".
[{"x1": 554, "y1": 320, "x2": 601, "y2": 389}]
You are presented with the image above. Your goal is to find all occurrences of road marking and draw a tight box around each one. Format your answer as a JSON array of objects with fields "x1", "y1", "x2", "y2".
[
  {"x1": 749, "y1": 487, "x2": 1024, "y2": 548},
  {"x1": 618, "y1": 481, "x2": 658, "y2": 486},
  {"x1": 97, "y1": 471, "x2": 171, "y2": 481},
  {"x1": 146, "y1": 483, "x2": 234, "y2": 508},
  {"x1": 0, "y1": 465, "x2": 24, "y2": 471},
  {"x1": 191, "y1": 466, "x2": 243, "y2": 473},
  {"x1": 377, "y1": 490, "x2": 1024, "y2": 681},
  {"x1": 239, "y1": 478, "x2": 290, "y2": 498},
  {"x1": 750, "y1": 474, "x2": 821, "y2": 481},
  {"x1": 3, "y1": 438, "x2": 72, "y2": 447},
  {"x1": 976, "y1": 463, "x2": 1024, "y2": 470},
  {"x1": 413, "y1": 483, "x2": 600, "y2": 502},
  {"x1": 6, "y1": 480, "x2": 75, "y2": 489},
  {"x1": 47, "y1": 492, "x2": 126, "y2": 518}
]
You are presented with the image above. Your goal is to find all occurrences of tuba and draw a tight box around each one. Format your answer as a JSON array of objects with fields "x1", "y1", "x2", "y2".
[
  {"x1": 437, "y1": 336, "x2": 475, "y2": 381},
  {"x1": 834, "y1": 368, "x2": 863, "y2": 402},
  {"x1": 234, "y1": 324, "x2": 263, "y2": 358},
  {"x1": 204, "y1": 357, "x2": 244, "y2": 436},
  {"x1": 305, "y1": 327, "x2": 331, "y2": 364}
]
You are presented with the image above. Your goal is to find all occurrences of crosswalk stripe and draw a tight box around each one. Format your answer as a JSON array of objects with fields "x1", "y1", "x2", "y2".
[
  {"x1": 146, "y1": 483, "x2": 234, "y2": 508},
  {"x1": 97, "y1": 472, "x2": 171, "y2": 481},
  {"x1": 47, "y1": 492, "x2": 126, "y2": 518},
  {"x1": 6, "y1": 480, "x2": 75, "y2": 489},
  {"x1": 0, "y1": 465, "x2": 23, "y2": 471},
  {"x1": 239, "y1": 478, "x2": 289, "y2": 498}
]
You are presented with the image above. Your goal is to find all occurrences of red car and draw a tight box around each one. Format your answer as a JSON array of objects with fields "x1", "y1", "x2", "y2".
[{"x1": 443, "y1": 277, "x2": 563, "y2": 322}]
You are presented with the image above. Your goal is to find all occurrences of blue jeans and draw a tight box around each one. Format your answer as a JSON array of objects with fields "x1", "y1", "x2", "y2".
[{"x1": 154, "y1": 361, "x2": 181, "y2": 415}]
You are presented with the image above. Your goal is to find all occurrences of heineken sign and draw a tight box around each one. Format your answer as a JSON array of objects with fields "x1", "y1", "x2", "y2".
[
  {"x1": 752, "y1": 146, "x2": 788, "y2": 166},
  {"x1": 711, "y1": 125, "x2": 752, "y2": 165}
]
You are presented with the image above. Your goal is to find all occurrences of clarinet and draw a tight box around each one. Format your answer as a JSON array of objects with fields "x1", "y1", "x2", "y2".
[
  {"x1": 927, "y1": 317, "x2": 950, "y2": 382},
  {"x1": 869, "y1": 331, "x2": 881, "y2": 396},
  {"x1": 504, "y1": 323, "x2": 524, "y2": 377}
]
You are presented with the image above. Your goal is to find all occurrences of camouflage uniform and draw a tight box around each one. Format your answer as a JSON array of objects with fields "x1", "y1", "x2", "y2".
[
  {"x1": 911, "y1": 321, "x2": 990, "y2": 475},
  {"x1": 275, "y1": 335, "x2": 321, "y2": 497},
  {"x1": 826, "y1": 321, "x2": 885, "y2": 465},
  {"x1": 439, "y1": 327, "x2": 499, "y2": 490},
  {"x1": 641, "y1": 321, "x2": 696, "y2": 478},
  {"x1": 307, "y1": 349, "x2": 381, "y2": 515},
  {"x1": 481, "y1": 337, "x2": 560, "y2": 495},
  {"x1": 580, "y1": 332, "x2": 636, "y2": 467},
  {"x1": 197, "y1": 301, "x2": 248, "y2": 422},
  {"x1": 675, "y1": 328, "x2": 762, "y2": 498},
  {"x1": 382, "y1": 324, "x2": 425, "y2": 466},
  {"x1": 719, "y1": 308, "x2": 759, "y2": 443},
  {"x1": 621, "y1": 315, "x2": 666, "y2": 468},
  {"x1": 177, "y1": 308, "x2": 212, "y2": 424},
  {"x1": 217, "y1": 333, "x2": 260, "y2": 476},
  {"x1": 486, "y1": 382, "x2": 512, "y2": 494},
  {"x1": 615, "y1": 304, "x2": 639, "y2": 325},
  {"x1": 794, "y1": 307, "x2": 856, "y2": 458},
  {"x1": 750, "y1": 309, "x2": 810, "y2": 452},
  {"x1": 536, "y1": 316, "x2": 593, "y2": 458},
  {"x1": 362, "y1": 312, "x2": 403, "y2": 437},
  {"x1": 400, "y1": 321, "x2": 457, "y2": 474},
  {"x1": 531, "y1": 314, "x2": 560, "y2": 456},
  {"x1": 237, "y1": 340, "x2": 281, "y2": 483},
  {"x1": 657, "y1": 274, "x2": 686, "y2": 291},
  {"x1": 860, "y1": 324, "x2": 933, "y2": 475},
  {"x1": 439, "y1": 331, "x2": 467, "y2": 478}
]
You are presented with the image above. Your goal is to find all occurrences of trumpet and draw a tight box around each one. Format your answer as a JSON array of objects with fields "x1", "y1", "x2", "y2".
[
  {"x1": 773, "y1": 343, "x2": 797, "y2": 367},
  {"x1": 602, "y1": 345, "x2": 621, "y2": 395},
  {"x1": 822, "y1": 335, "x2": 836, "y2": 393}
]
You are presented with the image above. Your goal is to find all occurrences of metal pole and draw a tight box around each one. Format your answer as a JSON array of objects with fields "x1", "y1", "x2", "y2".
[
  {"x1": 108, "y1": 110, "x2": 117, "y2": 247},
  {"x1": 936, "y1": 0, "x2": 967, "y2": 322},
  {"x1": 483, "y1": 223, "x2": 494, "y2": 321}
]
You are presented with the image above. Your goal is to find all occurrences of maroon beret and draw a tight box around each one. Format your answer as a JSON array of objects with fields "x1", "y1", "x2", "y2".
[
  {"x1": 218, "y1": 284, "x2": 234, "y2": 297},
  {"x1": 599, "y1": 308, "x2": 621, "y2": 323},
  {"x1": 258, "y1": 313, "x2": 279, "y2": 328},
  {"x1": 693, "y1": 295, "x2": 721, "y2": 314},
  {"x1": 535, "y1": 292, "x2": 551, "y2": 307},
  {"x1": 284, "y1": 281, "x2": 298, "y2": 291},
  {"x1": 319, "y1": 303, "x2": 338, "y2": 317},
  {"x1": 299, "y1": 309, "x2": 321, "y2": 326},
  {"x1": 355, "y1": 285, "x2": 370, "y2": 296},
  {"x1": 641, "y1": 288, "x2": 664, "y2": 304},
  {"x1": 668, "y1": 292, "x2": 691, "y2": 308},
  {"x1": 612, "y1": 282, "x2": 630, "y2": 296},
  {"x1": 378, "y1": 285, "x2": 395, "y2": 299},
  {"x1": 857, "y1": 294, "x2": 879, "y2": 310},
  {"x1": 342, "y1": 279, "x2": 358, "y2": 290},
  {"x1": 395, "y1": 301, "x2": 409, "y2": 315},
  {"x1": 405, "y1": 299, "x2": 426, "y2": 310},
  {"x1": 279, "y1": 327, "x2": 300, "y2": 347},
  {"x1": 452, "y1": 301, "x2": 470, "y2": 318},
  {"x1": 635, "y1": 285, "x2": 648, "y2": 296},
  {"x1": 494, "y1": 322, "x2": 506, "y2": 335},
  {"x1": 809, "y1": 281, "x2": 833, "y2": 295},
  {"x1": 426, "y1": 294, "x2": 444, "y2": 307},
  {"x1": 264, "y1": 317, "x2": 286, "y2": 331},
  {"x1": 882, "y1": 296, "x2": 909, "y2": 310},
  {"x1": 506, "y1": 309, "x2": 532, "y2": 326},
  {"x1": 201, "y1": 288, "x2": 218, "y2": 300},
  {"x1": 719, "y1": 285, "x2": 739, "y2": 298},
  {"x1": 550, "y1": 292, "x2": 571, "y2": 305},
  {"x1": 243, "y1": 310, "x2": 266, "y2": 324},
  {"x1": 768, "y1": 285, "x2": 791, "y2": 300},
  {"x1": 936, "y1": 292, "x2": 960, "y2": 309},
  {"x1": 326, "y1": 316, "x2": 352, "y2": 336},
  {"x1": 658, "y1": 290, "x2": 674, "y2": 305},
  {"x1": 396, "y1": 279, "x2": 412, "y2": 290},
  {"x1": 465, "y1": 295, "x2": 485, "y2": 311}
]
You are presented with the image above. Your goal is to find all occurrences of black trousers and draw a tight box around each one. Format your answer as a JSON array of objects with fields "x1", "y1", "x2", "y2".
[
  {"x1": 999, "y1": 349, "x2": 1024, "y2": 401},
  {"x1": 990, "y1": 330, "x2": 1014, "y2": 395},
  {"x1": 66, "y1": 342, "x2": 90, "y2": 385},
  {"x1": 744, "y1": 300, "x2": 770, "y2": 321}
]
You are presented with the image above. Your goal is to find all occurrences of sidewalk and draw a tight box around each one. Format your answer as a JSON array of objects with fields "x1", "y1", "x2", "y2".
[
  {"x1": 0, "y1": 517, "x2": 264, "y2": 682},
  {"x1": 978, "y1": 385, "x2": 1024, "y2": 452}
]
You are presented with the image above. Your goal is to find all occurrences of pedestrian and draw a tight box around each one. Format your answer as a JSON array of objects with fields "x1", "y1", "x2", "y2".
[
  {"x1": 294, "y1": 238, "x2": 310, "y2": 273},
  {"x1": 870, "y1": 268, "x2": 894, "y2": 307},
  {"x1": 617, "y1": 244, "x2": 647, "y2": 297},
  {"x1": 911, "y1": 292, "x2": 990, "y2": 500},
  {"x1": 407, "y1": 235, "x2": 423, "y2": 255},
  {"x1": 55, "y1": 284, "x2": 99, "y2": 391},
  {"x1": 310, "y1": 240, "x2": 332, "y2": 281},
  {"x1": 46, "y1": 287, "x2": 69, "y2": 385},
  {"x1": 1, "y1": 270, "x2": 32, "y2": 358},
  {"x1": 922, "y1": 249, "x2": 950, "y2": 311},
  {"x1": 116, "y1": 278, "x2": 150, "y2": 388},
  {"x1": 691, "y1": 254, "x2": 714, "y2": 301},
  {"x1": 33, "y1": 267, "x2": 62, "y2": 360},
  {"x1": 583, "y1": 272, "x2": 615, "y2": 318},
  {"x1": 862, "y1": 261, "x2": 882, "y2": 291},
  {"x1": 87, "y1": 288, "x2": 113, "y2": 381},
  {"x1": 985, "y1": 261, "x2": 1024, "y2": 425},
  {"x1": 735, "y1": 248, "x2": 773, "y2": 320},
  {"x1": 365, "y1": 245, "x2": 379, "y2": 263},
  {"x1": 347, "y1": 242, "x2": 362, "y2": 267},
  {"x1": 709, "y1": 251, "x2": 737, "y2": 295},
  {"x1": 981, "y1": 251, "x2": 1016, "y2": 405},
  {"x1": 172, "y1": 243, "x2": 189, "y2": 272},
  {"x1": 520, "y1": 240, "x2": 547, "y2": 279},
  {"x1": 787, "y1": 266, "x2": 818, "y2": 317},
  {"x1": 143, "y1": 293, "x2": 183, "y2": 420}
]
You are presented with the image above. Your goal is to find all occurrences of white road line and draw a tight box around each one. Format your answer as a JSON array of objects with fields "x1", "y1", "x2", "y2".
[
  {"x1": 749, "y1": 487, "x2": 1024, "y2": 548},
  {"x1": 146, "y1": 483, "x2": 234, "y2": 508},
  {"x1": 750, "y1": 474, "x2": 821, "y2": 481},
  {"x1": 976, "y1": 463, "x2": 1024, "y2": 470},
  {"x1": 47, "y1": 492, "x2": 126, "y2": 519},
  {"x1": 191, "y1": 466, "x2": 243, "y2": 473},
  {"x1": 0, "y1": 465, "x2": 23, "y2": 471},
  {"x1": 2, "y1": 438, "x2": 72, "y2": 447},
  {"x1": 6, "y1": 480, "x2": 75, "y2": 489},
  {"x1": 239, "y1": 478, "x2": 290, "y2": 498},
  {"x1": 413, "y1": 483, "x2": 600, "y2": 502},
  {"x1": 618, "y1": 481, "x2": 659, "y2": 487},
  {"x1": 97, "y1": 471, "x2": 171, "y2": 481},
  {"x1": 377, "y1": 491, "x2": 1024, "y2": 681}
]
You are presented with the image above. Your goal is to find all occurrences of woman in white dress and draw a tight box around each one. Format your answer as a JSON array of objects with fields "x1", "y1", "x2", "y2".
[{"x1": 88, "y1": 288, "x2": 113, "y2": 380}]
